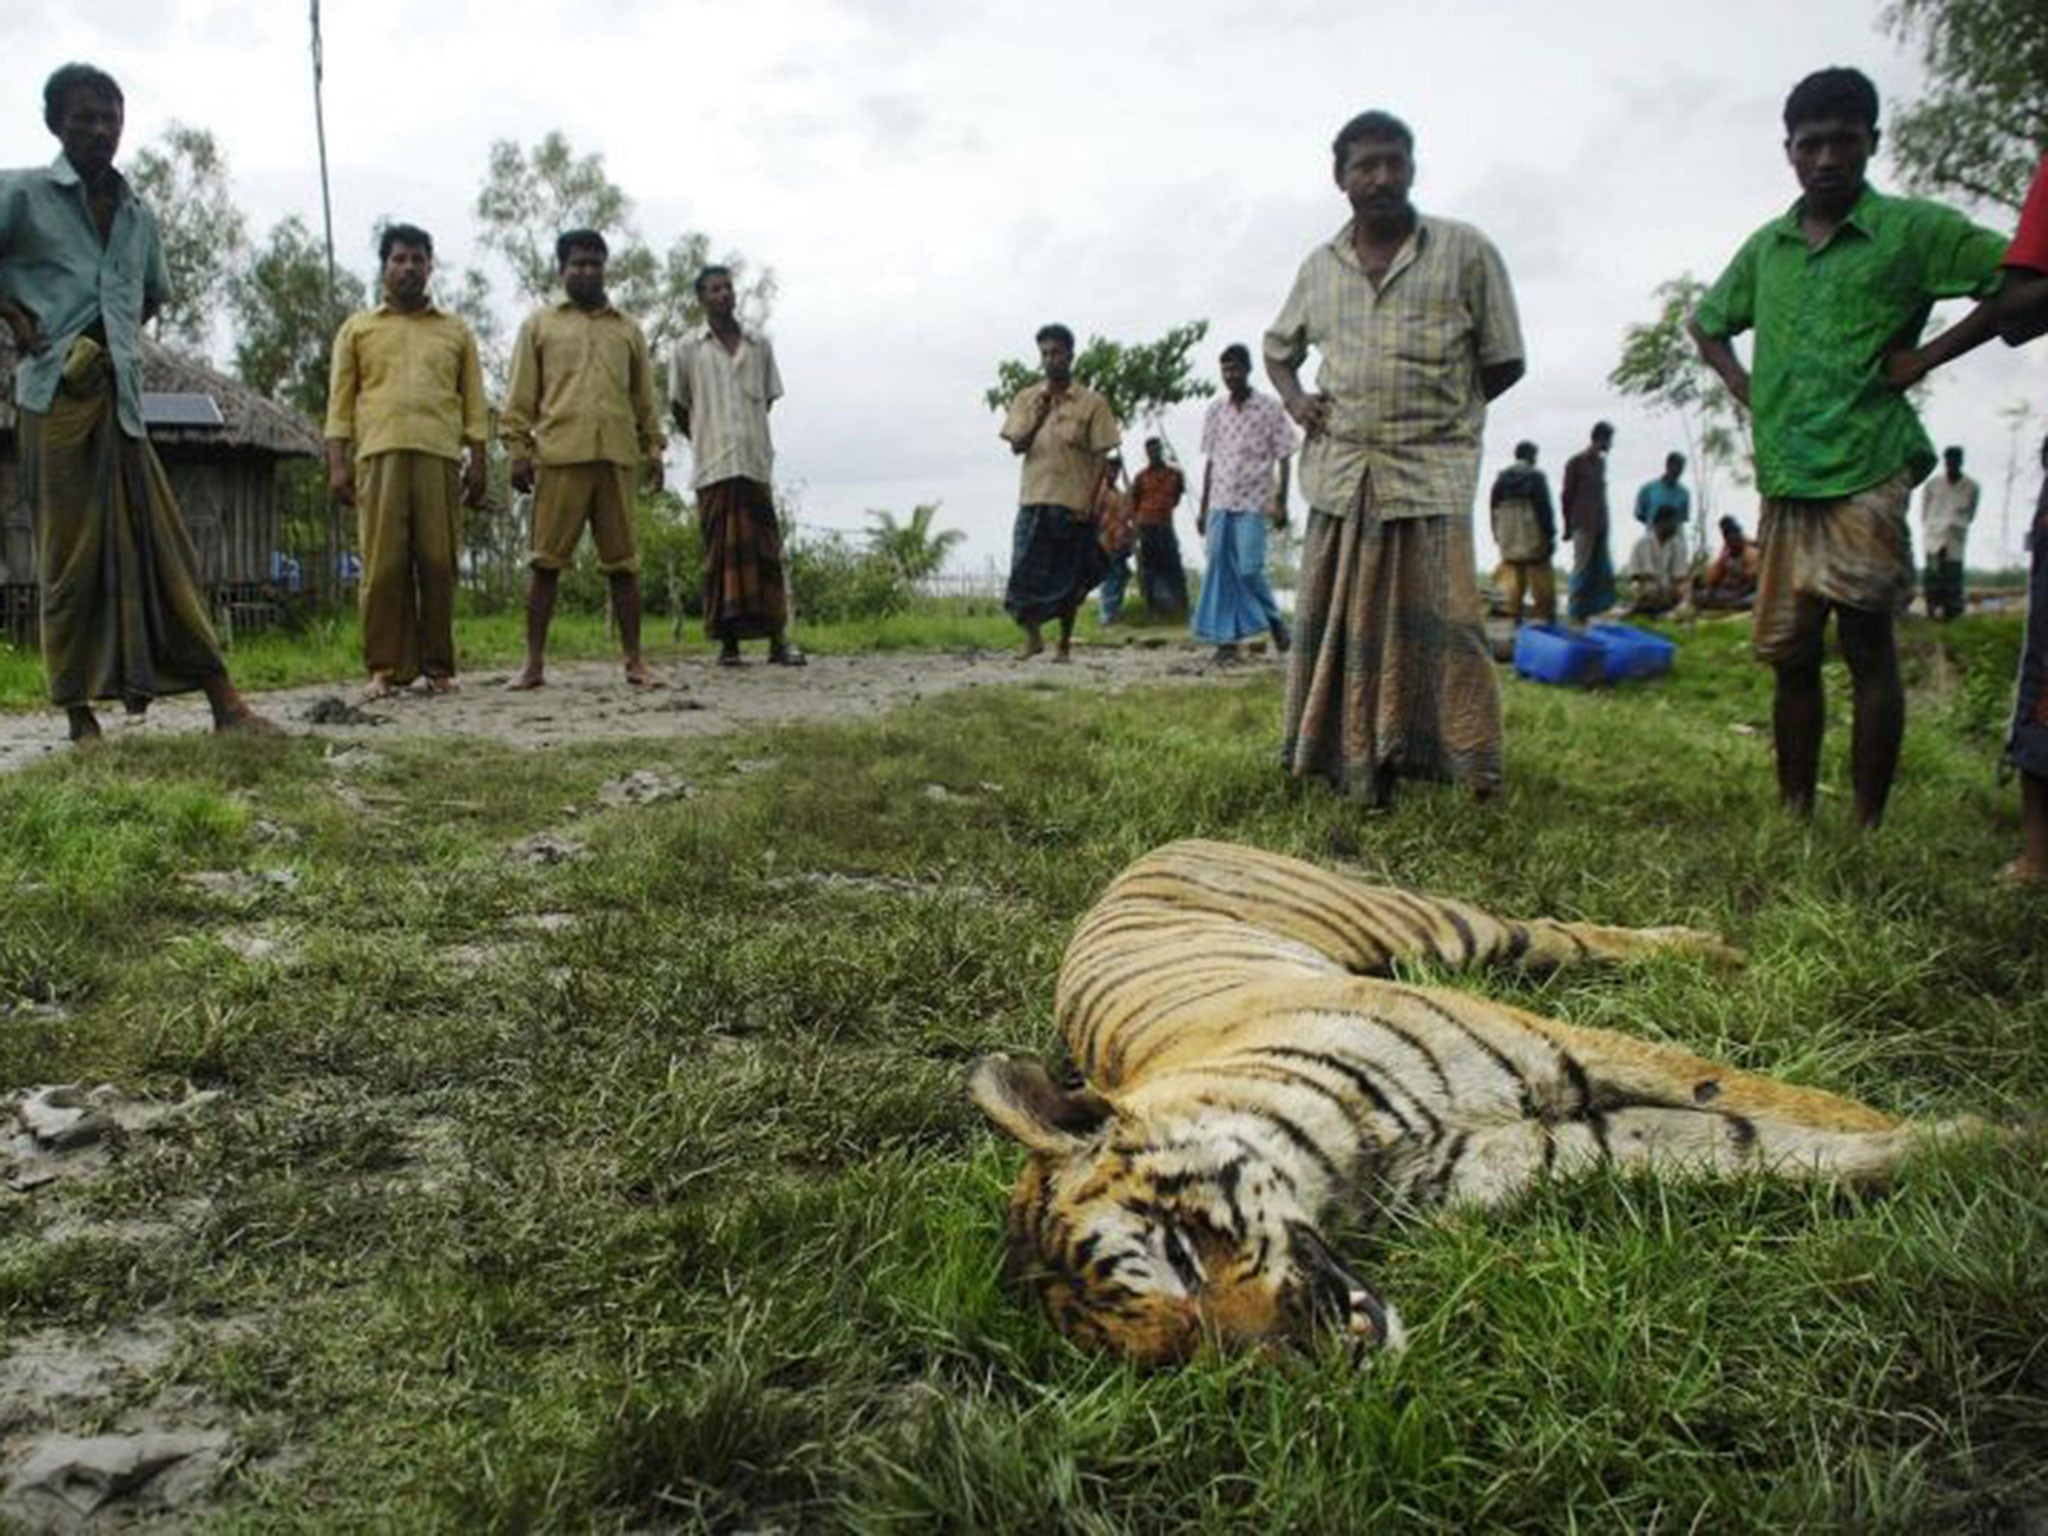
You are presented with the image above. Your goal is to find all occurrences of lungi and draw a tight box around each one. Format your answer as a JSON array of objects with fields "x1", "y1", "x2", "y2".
[
  {"x1": 698, "y1": 476, "x2": 788, "y2": 640},
  {"x1": 1192, "y1": 509, "x2": 1284, "y2": 645},
  {"x1": 1752, "y1": 473, "x2": 1913, "y2": 667},
  {"x1": 1136, "y1": 523, "x2": 1189, "y2": 619},
  {"x1": 1567, "y1": 528, "x2": 1615, "y2": 621},
  {"x1": 1282, "y1": 480, "x2": 1503, "y2": 804},
  {"x1": 20, "y1": 343, "x2": 225, "y2": 708},
  {"x1": 1005, "y1": 503, "x2": 1102, "y2": 625},
  {"x1": 2007, "y1": 485, "x2": 2048, "y2": 781}
]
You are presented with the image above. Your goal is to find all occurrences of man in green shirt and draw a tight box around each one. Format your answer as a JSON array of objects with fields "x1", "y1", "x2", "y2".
[
  {"x1": 1690, "y1": 67, "x2": 2005, "y2": 829},
  {"x1": 0, "y1": 64, "x2": 273, "y2": 744}
]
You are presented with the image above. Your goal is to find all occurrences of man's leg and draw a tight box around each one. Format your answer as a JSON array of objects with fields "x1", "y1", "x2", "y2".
[
  {"x1": 2013, "y1": 772, "x2": 2048, "y2": 884},
  {"x1": 1502, "y1": 561, "x2": 1527, "y2": 626},
  {"x1": 357, "y1": 454, "x2": 412, "y2": 697},
  {"x1": 1054, "y1": 604, "x2": 1076, "y2": 662},
  {"x1": 1770, "y1": 597, "x2": 1830, "y2": 820},
  {"x1": 510, "y1": 567, "x2": 560, "y2": 690},
  {"x1": 1531, "y1": 561, "x2": 1557, "y2": 626},
  {"x1": 611, "y1": 571, "x2": 660, "y2": 684},
  {"x1": 1837, "y1": 605, "x2": 1904, "y2": 830},
  {"x1": 414, "y1": 456, "x2": 462, "y2": 692}
]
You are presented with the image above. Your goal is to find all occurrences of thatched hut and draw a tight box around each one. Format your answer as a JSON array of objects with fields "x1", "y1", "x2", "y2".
[{"x1": 0, "y1": 333, "x2": 323, "y2": 640}]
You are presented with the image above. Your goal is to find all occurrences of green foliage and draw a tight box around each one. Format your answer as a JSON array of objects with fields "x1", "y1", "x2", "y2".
[
  {"x1": 985, "y1": 320, "x2": 1217, "y2": 430},
  {"x1": 229, "y1": 216, "x2": 366, "y2": 418},
  {"x1": 787, "y1": 528, "x2": 915, "y2": 623},
  {"x1": 864, "y1": 504, "x2": 966, "y2": 581},
  {"x1": 1882, "y1": 0, "x2": 2048, "y2": 211},
  {"x1": 469, "y1": 131, "x2": 775, "y2": 387},
  {"x1": 1610, "y1": 275, "x2": 1754, "y2": 530},
  {"x1": 127, "y1": 123, "x2": 247, "y2": 356}
]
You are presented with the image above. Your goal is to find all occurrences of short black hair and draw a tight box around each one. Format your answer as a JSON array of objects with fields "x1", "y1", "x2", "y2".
[
  {"x1": 1720, "y1": 515, "x2": 1744, "y2": 538},
  {"x1": 1592, "y1": 421, "x2": 1615, "y2": 443},
  {"x1": 693, "y1": 264, "x2": 734, "y2": 297},
  {"x1": 556, "y1": 228, "x2": 608, "y2": 267},
  {"x1": 1331, "y1": 109, "x2": 1414, "y2": 174},
  {"x1": 1144, "y1": 436, "x2": 1163, "y2": 451},
  {"x1": 1666, "y1": 451, "x2": 1687, "y2": 471},
  {"x1": 379, "y1": 223, "x2": 434, "y2": 262},
  {"x1": 43, "y1": 63, "x2": 122, "y2": 132},
  {"x1": 1514, "y1": 441, "x2": 1538, "y2": 463},
  {"x1": 1942, "y1": 444, "x2": 1964, "y2": 461},
  {"x1": 1219, "y1": 342, "x2": 1252, "y2": 369},
  {"x1": 1035, "y1": 323, "x2": 1075, "y2": 351},
  {"x1": 1783, "y1": 67, "x2": 1879, "y2": 135}
]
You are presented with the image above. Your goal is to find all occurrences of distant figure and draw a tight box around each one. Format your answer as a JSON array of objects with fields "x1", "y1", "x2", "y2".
[
  {"x1": 1690, "y1": 66, "x2": 2006, "y2": 829},
  {"x1": 1886, "y1": 152, "x2": 2048, "y2": 883},
  {"x1": 327, "y1": 222, "x2": 490, "y2": 701},
  {"x1": 1488, "y1": 440, "x2": 1556, "y2": 628},
  {"x1": 1193, "y1": 342, "x2": 1296, "y2": 662},
  {"x1": 1918, "y1": 445, "x2": 1978, "y2": 620},
  {"x1": 1129, "y1": 437, "x2": 1190, "y2": 620},
  {"x1": 1698, "y1": 516, "x2": 1761, "y2": 611},
  {"x1": 1094, "y1": 459, "x2": 1135, "y2": 626},
  {"x1": 1265, "y1": 108, "x2": 1524, "y2": 806},
  {"x1": 502, "y1": 230, "x2": 666, "y2": 691},
  {"x1": 1561, "y1": 421, "x2": 1616, "y2": 622},
  {"x1": 1624, "y1": 504, "x2": 1692, "y2": 615},
  {"x1": 1634, "y1": 452, "x2": 1692, "y2": 527},
  {"x1": 670, "y1": 266, "x2": 802, "y2": 667},
  {"x1": 999, "y1": 323, "x2": 1121, "y2": 661},
  {"x1": 0, "y1": 63, "x2": 272, "y2": 742}
]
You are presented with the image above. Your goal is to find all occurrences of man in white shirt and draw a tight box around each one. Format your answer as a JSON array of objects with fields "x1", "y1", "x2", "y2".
[
  {"x1": 1918, "y1": 445, "x2": 1979, "y2": 621},
  {"x1": 1624, "y1": 504, "x2": 1692, "y2": 615}
]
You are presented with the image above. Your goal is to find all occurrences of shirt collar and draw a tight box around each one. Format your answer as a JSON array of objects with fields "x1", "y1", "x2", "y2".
[
  {"x1": 1772, "y1": 183, "x2": 1885, "y2": 244},
  {"x1": 555, "y1": 298, "x2": 620, "y2": 318},
  {"x1": 1328, "y1": 215, "x2": 1429, "y2": 279},
  {"x1": 375, "y1": 299, "x2": 443, "y2": 317},
  {"x1": 44, "y1": 153, "x2": 130, "y2": 200}
]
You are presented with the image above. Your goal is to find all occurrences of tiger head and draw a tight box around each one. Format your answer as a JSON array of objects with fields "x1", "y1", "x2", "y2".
[{"x1": 968, "y1": 1055, "x2": 1405, "y2": 1365}]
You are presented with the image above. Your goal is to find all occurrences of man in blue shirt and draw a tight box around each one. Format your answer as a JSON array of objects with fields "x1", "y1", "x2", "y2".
[
  {"x1": 0, "y1": 63, "x2": 271, "y2": 743},
  {"x1": 1633, "y1": 452, "x2": 1692, "y2": 528}
]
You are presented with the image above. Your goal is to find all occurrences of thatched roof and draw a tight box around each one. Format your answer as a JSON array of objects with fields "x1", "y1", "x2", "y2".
[{"x1": 0, "y1": 331, "x2": 322, "y2": 459}]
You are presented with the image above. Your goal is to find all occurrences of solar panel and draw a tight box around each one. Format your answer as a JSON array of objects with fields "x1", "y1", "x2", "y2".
[{"x1": 142, "y1": 391, "x2": 225, "y2": 427}]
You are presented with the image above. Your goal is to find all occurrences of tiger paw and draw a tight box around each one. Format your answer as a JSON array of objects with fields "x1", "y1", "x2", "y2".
[{"x1": 1635, "y1": 926, "x2": 1745, "y2": 968}]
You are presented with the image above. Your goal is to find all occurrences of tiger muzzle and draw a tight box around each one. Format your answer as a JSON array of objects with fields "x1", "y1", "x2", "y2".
[{"x1": 1288, "y1": 1222, "x2": 1399, "y2": 1352}]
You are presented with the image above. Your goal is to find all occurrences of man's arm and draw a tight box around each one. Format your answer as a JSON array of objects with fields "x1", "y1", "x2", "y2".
[
  {"x1": 458, "y1": 328, "x2": 490, "y2": 509},
  {"x1": 1688, "y1": 320, "x2": 1752, "y2": 410},
  {"x1": 1885, "y1": 269, "x2": 2048, "y2": 388},
  {"x1": 1472, "y1": 235, "x2": 1526, "y2": 403},
  {"x1": 1690, "y1": 237, "x2": 1758, "y2": 409},
  {"x1": 1272, "y1": 457, "x2": 1290, "y2": 527},
  {"x1": 630, "y1": 326, "x2": 666, "y2": 494},
  {"x1": 667, "y1": 338, "x2": 692, "y2": 439},
  {"x1": 1197, "y1": 460, "x2": 1211, "y2": 537},
  {"x1": 1001, "y1": 386, "x2": 1053, "y2": 455},
  {"x1": 1263, "y1": 267, "x2": 1328, "y2": 434},
  {"x1": 323, "y1": 318, "x2": 359, "y2": 506},
  {"x1": 500, "y1": 316, "x2": 541, "y2": 493}
]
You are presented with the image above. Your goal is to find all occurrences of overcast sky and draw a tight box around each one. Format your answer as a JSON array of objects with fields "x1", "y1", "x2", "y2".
[{"x1": 6, "y1": 0, "x2": 2044, "y2": 572}]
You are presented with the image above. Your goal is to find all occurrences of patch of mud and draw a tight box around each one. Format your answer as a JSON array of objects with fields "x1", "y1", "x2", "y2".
[
  {"x1": 2, "y1": 1428, "x2": 231, "y2": 1533},
  {"x1": 180, "y1": 868, "x2": 299, "y2": 903},
  {"x1": 0, "y1": 646, "x2": 1235, "y2": 777},
  {"x1": 766, "y1": 870, "x2": 996, "y2": 902},
  {"x1": 301, "y1": 695, "x2": 388, "y2": 727},
  {"x1": 3, "y1": 1086, "x2": 221, "y2": 1193},
  {"x1": 215, "y1": 924, "x2": 293, "y2": 964},
  {"x1": 509, "y1": 832, "x2": 587, "y2": 865},
  {"x1": 438, "y1": 940, "x2": 520, "y2": 974},
  {"x1": 511, "y1": 911, "x2": 580, "y2": 934},
  {"x1": 597, "y1": 769, "x2": 695, "y2": 807}
]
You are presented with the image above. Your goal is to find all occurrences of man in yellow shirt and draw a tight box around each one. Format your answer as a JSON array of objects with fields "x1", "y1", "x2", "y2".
[
  {"x1": 501, "y1": 230, "x2": 665, "y2": 690},
  {"x1": 325, "y1": 223, "x2": 488, "y2": 700}
]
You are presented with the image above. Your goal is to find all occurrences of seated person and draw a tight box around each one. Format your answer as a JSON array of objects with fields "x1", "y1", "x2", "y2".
[
  {"x1": 1624, "y1": 504, "x2": 1692, "y2": 615},
  {"x1": 1698, "y1": 515, "x2": 1761, "y2": 610}
]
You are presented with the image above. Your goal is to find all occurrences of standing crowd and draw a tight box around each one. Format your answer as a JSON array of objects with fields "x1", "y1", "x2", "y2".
[{"x1": 4, "y1": 61, "x2": 2047, "y2": 879}]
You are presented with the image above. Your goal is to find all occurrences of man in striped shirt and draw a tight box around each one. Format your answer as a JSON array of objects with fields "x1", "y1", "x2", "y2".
[{"x1": 1264, "y1": 109, "x2": 1525, "y2": 807}]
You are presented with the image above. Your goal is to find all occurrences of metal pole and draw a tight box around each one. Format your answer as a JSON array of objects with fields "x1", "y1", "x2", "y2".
[{"x1": 310, "y1": 0, "x2": 340, "y2": 611}]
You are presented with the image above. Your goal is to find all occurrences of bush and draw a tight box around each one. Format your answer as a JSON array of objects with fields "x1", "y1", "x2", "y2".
[{"x1": 786, "y1": 529, "x2": 914, "y2": 624}]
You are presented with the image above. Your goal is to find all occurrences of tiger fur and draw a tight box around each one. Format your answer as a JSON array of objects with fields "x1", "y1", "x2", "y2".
[{"x1": 967, "y1": 839, "x2": 1957, "y2": 1365}]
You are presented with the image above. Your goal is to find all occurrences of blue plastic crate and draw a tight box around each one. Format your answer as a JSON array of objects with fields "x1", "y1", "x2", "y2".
[
  {"x1": 1588, "y1": 622, "x2": 1678, "y2": 683},
  {"x1": 1512, "y1": 623, "x2": 1605, "y2": 687}
]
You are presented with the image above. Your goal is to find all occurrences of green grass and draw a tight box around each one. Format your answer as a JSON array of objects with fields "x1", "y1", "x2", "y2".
[{"x1": 0, "y1": 612, "x2": 2042, "y2": 1530}]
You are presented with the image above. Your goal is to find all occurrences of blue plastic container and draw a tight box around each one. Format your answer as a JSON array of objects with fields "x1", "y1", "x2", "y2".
[
  {"x1": 1588, "y1": 622, "x2": 1678, "y2": 683},
  {"x1": 1512, "y1": 623, "x2": 1605, "y2": 687}
]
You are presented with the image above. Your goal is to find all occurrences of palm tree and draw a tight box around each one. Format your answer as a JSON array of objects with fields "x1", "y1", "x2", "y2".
[{"x1": 865, "y1": 504, "x2": 965, "y2": 582}]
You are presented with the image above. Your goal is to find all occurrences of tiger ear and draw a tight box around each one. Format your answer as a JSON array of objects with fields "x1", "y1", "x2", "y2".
[{"x1": 967, "y1": 1055, "x2": 1111, "y2": 1155}]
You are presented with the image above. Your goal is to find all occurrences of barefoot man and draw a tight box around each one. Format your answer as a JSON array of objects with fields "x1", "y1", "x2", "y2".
[
  {"x1": 502, "y1": 230, "x2": 665, "y2": 690},
  {"x1": 325, "y1": 223, "x2": 489, "y2": 700},
  {"x1": 999, "y1": 323, "x2": 1121, "y2": 661},
  {"x1": 0, "y1": 63, "x2": 272, "y2": 744}
]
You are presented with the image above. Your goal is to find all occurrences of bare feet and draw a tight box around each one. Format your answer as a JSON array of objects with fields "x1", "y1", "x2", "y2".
[
  {"x1": 506, "y1": 666, "x2": 546, "y2": 692},
  {"x1": 1996, "y1": 857, "x2": 2045, "y2": 888},
  {"x1": 214, "y1": 709, "x2": 281, "y2": 737},
  {"x1": 423, "y1": 675, "x2": 461, "y2": 696},
  {"x1": 1016, "y1": 637, "x2": 1045, "y2": 661},
  {"x1": 359, "y1": 674, "x2": 399, "y2": 703},
  {"x1": 768, "y1": 643, "x2": 807, "y2": 668},
  {"x1": 66, "y1": 707, "x2": 102, "y2": 744},
  {"x1": 624, "y1": 659, "x2": 665, "y2": 688},
  {"x1": 717, "y1": 648, "x2": 746, "y2": 668},
  {"x1": 1053, "y1": 641, "x2": 1072, "y2": 664}
]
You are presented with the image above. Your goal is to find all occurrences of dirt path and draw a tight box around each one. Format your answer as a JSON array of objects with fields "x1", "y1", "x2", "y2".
[{"x1": 0, "y1": 641, "x2": 1278, "y2": 774}]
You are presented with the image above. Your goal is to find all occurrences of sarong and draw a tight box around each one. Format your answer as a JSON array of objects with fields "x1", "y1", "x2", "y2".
[
  {"x1": 1282, "y1": 482, "x2": 1502, "y2": 804},
  {"x1": 1567, "y1": 528, "x2": 1615, "y2": 621},
  {"x1": 1005, "y1": 504, "x2": 1102, "y2": 625},
  {"x1": 1136, "y1": 523, "x2": 1189, "y2": 619},
  {"x1": 1752, "y1": 473, "x2": 1913, "y2": 666},
  {"x1": 2006, "y1": 487, "x2": 2048, "y2": 781},
  {"x1": 20, "y1": 343, "x2": 225, "y2": 708},
  {"x1": 357, "y1": 450, "x2": 462, "y2": 684},
  {"x1": 698, "y1": 475, "x2": 788, "y2": 640},
  {"x1": 1922, "y1": 551, "x2": 1965, "y2": 620},
  {"x1": 1192, "y1": 509, "x2": 1284, "y2": 645}
]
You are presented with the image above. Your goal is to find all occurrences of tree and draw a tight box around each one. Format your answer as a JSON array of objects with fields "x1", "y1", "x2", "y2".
[
  {"x1": 1882, "y1": 0, "x2": 2048, "y2": 211},
  {"x1": 983, "y1": 320, "x2": 1217, "y2": 432},
  {"x1": 229, "y1": 216, "x2": 365, "y2": 419},
  {"x1": 128, "y1": 123, "x2": 248, "y2": 355},
  {"x1": 865, "y1": 504, "x2": 965, "y2": 581},
  {"x1": 470, "y1": 131, "x2": 772, "y2": 369},
  {"x1": 1610, "y1": 275, "x2": 1753, "y2": 551}
]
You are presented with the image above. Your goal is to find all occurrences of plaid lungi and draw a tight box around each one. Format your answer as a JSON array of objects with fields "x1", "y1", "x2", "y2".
[
  {"x1": 1752, "y1": 472, "x2": 1913, "y2": 666},
  {"x1": 2008, "y1": 487, "x2": 2048, "y2": 781},
  {"x1": 1282, "y1": 480, "x2": 1503, "y2": 803},
  {"x1": 1005, "y1": 504, "x2": 1103, "y2": 625},
  {"x1": 698, "y1": 476, "x2": 789, "y2": 641},
  {"x1": 20, "y1": 340, "x2": 226, "y2": 708}
]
